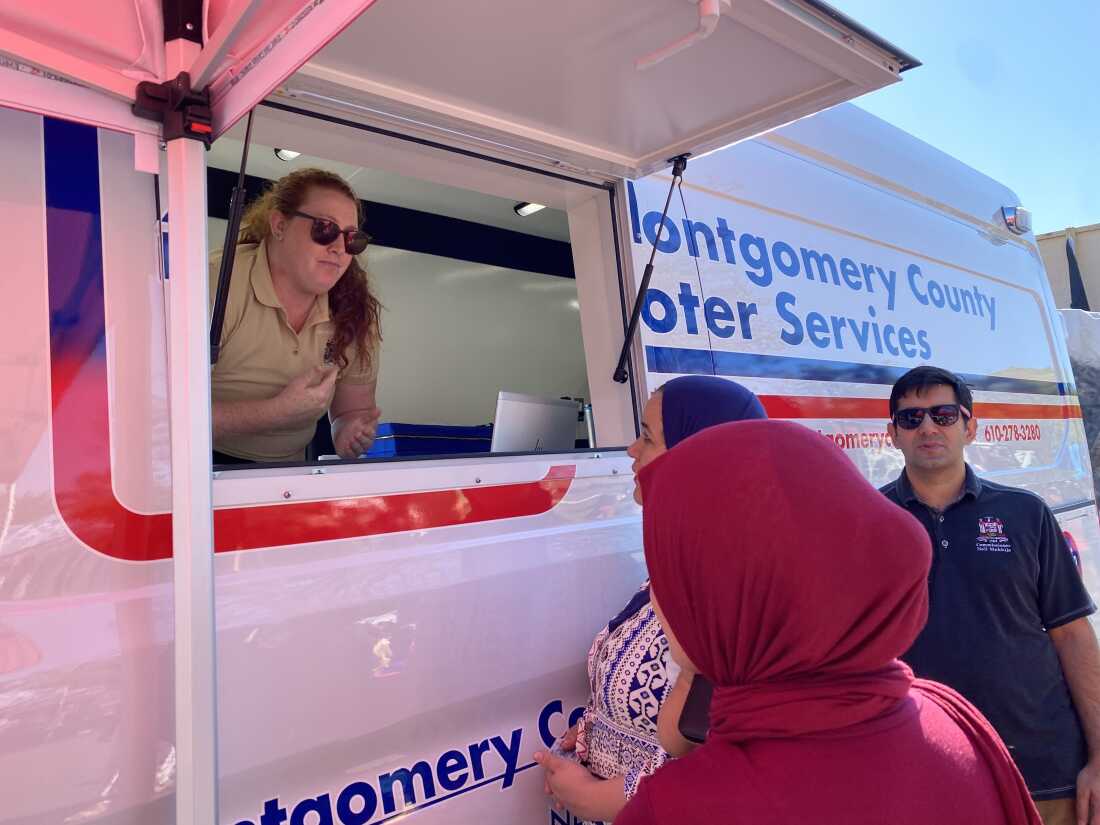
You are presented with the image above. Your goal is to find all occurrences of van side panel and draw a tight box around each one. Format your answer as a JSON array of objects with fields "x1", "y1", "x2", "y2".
[
  {"x1": 0, "y1": 108, "x2": 641, "y2": 825},
  {"x1": 631, "y1": 105, "x2": 1097, "y2": 614}
]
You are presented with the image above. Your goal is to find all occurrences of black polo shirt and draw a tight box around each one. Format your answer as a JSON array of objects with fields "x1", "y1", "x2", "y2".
[{"x1": 881, "y1": 465, "x2": 1095, "y2": 799}]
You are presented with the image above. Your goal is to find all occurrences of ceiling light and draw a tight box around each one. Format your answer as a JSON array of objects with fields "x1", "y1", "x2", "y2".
[
  {"x1": 514, "y1": 202, "x2": 545, "y2": 217},
  {"x1": 274, "y1": 148, "x2": 301, "y2": 161}
]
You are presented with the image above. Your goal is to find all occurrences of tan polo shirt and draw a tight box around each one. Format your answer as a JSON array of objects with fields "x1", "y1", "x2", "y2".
[{"x1": 209, "y1": 240, "x2": 378, "y2": 462}]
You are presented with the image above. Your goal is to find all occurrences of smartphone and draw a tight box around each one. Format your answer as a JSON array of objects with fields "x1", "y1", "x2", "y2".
[{"x1": 677, "y1": 674, "x2": 714, "y2": 744}]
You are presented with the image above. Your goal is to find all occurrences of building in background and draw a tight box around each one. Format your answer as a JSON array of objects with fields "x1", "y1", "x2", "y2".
[{"x1": 1039, "y1": 223, "x2": 1100, "y2": 310}]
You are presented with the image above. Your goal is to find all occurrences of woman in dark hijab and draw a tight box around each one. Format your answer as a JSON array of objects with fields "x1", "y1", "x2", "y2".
[
  {"x1": 616, "y1": 420, "x2": 1040, "y2": 825},
  {"x1": 534, "y1": 377, "x2": 767, "y2": 823}
]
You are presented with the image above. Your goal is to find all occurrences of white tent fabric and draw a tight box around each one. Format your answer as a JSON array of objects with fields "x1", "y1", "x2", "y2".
[
  {"x1": 0, "y1": 0, "x2": 375, "y2": 136},
  {"x1": 0, "y1": 2, "x2": 164, "y2": 87}
]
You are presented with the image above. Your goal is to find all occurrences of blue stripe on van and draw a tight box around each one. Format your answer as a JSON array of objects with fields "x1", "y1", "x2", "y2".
[{"x1": 645, "y1": 345, "x2": 1070, "y2": 397}]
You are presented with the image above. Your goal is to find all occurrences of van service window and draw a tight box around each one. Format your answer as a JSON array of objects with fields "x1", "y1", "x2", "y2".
[{"x1": 206, "y1": 139, "x2": 593, "y2": 467}]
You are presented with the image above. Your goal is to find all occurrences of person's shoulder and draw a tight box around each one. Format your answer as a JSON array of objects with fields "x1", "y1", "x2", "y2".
[
  {"x1": 616, "y1": 779, "x2": 656, "y2": 825},
  {"x1": 905, "y1": 688, "x2": 1025, "y2": 824},
  {"x1": 209, "y1": 243, "x2": 261, "y2": 339},
  {"x1": 633, "y1": 744, "x2": 749, "y2": 822},
  {"x1": 905, "y1": 689, "x2": 990, "y2": 771},
  {"x1": 911, "y1": 683, "x2": 1010, "y2": 771},
  {"x1": 976, "y1": 477, "x2": 1050, "y2": 513},
  {"x1": 649, "y1": 740, "x2": 736, "y2": 785},
  {"x1": 209, "y1": 241, "x2": 259, "y2": 278},
  {"x1": 878, "y1": 477, "x2": 903, "y2": 499}
]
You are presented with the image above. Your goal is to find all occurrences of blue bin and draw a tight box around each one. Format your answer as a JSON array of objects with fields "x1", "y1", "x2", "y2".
[{"x1": 365, "y1": 422, "x2": 493, "y2": 458}]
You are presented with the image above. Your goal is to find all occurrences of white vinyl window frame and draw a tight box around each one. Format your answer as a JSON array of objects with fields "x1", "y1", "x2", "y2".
[{"x1": 209, "y1": 100, "x2": 645, "y2": 504}]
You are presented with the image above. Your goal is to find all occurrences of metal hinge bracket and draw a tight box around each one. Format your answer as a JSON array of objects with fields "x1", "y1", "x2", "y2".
[{"x1": 132, "y1": 72, "x2": 213, "y2": 146}]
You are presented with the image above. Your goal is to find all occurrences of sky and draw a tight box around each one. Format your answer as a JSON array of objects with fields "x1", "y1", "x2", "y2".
[{"x1": 830, "y1": 0, "x2": 1099, "y2": 235}]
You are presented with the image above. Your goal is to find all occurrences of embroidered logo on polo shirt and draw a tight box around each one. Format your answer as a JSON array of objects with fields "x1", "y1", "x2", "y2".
[{"x1": 976, "y1": 516, "x2": 1012, "y2": 552}]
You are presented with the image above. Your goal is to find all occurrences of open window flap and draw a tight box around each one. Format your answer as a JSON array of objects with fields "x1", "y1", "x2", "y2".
[
  {"x1": 0, "y1": 1, "x2": 912, "y2": 178},
  {"x1": 264, "y1": 0, "x2": 918, "y2": 180}
]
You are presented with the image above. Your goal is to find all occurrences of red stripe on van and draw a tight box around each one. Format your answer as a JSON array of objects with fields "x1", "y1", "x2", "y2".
[
  {"x1": 213, "y1": 468, "x2": 575, "y2": 552},
  {"x1": 974, "y1": 402, "x2": 1083, "y2": 420},
  {"x1": 759, "y1": 396, "x2": 1081, "y2": 420},
  {"x1": 47, "y1": 336, "x2": 1074, "y2": 563},
  {"x1": 51, "y1": 353, "x2": 576, "y2": 561}
]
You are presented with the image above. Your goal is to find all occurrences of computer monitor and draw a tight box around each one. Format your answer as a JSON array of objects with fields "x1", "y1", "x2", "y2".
[{"x1": 490, "y1": 392, "x2": 580, "y2": 453}]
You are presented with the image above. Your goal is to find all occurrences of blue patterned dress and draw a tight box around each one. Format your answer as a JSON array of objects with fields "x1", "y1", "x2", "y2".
[{"x1": 573, "y1": 581, "x2": 674, "y2": 803}]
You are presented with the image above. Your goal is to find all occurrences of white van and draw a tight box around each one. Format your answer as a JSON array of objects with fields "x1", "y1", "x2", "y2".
[{"x1": 0, "y1": 4, "x2": 1094, "y2": 825}]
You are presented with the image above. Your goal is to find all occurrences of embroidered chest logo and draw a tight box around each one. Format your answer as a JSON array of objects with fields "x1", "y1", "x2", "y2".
[
  {"x1": 976, "y1": 516, "x2": 1013, "y2": 552},
  {"x1": 978, "y1": 517, "x2": 1003, "y2": 536}
]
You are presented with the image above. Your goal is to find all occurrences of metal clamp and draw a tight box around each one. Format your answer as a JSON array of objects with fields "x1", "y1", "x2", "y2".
[{"x1": 132, "y1": 72, "x2": 213, "y2": 147}]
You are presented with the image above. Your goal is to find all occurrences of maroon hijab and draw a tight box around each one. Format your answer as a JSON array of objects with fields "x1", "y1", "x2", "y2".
[{"x1": 637, "y1": 421, "x2": 1039, "y2": 823}]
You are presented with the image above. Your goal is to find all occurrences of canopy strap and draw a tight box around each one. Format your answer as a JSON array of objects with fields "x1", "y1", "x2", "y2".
[
  {"x1": 613, "y1": 154, "x2": 689, "y2": 384},
  {"x1": 209, "y1": 108, "x2": 255, "y2": 364}
]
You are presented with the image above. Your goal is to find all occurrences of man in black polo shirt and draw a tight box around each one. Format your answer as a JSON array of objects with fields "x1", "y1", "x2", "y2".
[{"x1": 881, "y1": 366, "x2": 1100, "y2": 825}]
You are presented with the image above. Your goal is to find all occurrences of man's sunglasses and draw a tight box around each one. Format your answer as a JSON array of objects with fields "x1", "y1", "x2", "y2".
[
  {"x1": 892, "y1": 404, "x2": 971, "y2": 430},
  {"x1": 291, "y1": 211, "x2": 370, "y2": 255}
]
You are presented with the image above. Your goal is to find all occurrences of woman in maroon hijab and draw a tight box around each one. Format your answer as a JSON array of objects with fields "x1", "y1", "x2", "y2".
[{"x1": 616, "y1": 420, "x2": 1040, "y2": 825}]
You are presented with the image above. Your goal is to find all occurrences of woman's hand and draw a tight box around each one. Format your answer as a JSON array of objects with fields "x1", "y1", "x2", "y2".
[
  {"x1": 213, "y1": 366, "x2": 338, "y2": 439},
  {"x1": 533, "y1": 751, "x2": 626, "y2": 823},
  {"x1": 331, "y1": 406, "x2": 382, "y2": 458},
  {"x1": 558, "y1": 723, "x2": 578, "y2": 752},
  {"x1": 275, "y1": 365, "x2": 339, "y2": 426}
]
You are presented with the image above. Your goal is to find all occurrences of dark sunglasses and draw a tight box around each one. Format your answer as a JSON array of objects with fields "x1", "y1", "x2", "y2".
[
  {"x1": 892, "y1": 403, "x2": 971, "y2": 430},
  {"x1": 291, "y1": 210, "x2": 370, "y2": 255}
]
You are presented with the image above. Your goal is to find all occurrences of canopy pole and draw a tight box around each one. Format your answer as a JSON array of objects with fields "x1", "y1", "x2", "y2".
[{"x1": 165, "y1": 37, "x2": 219, "y2": 825}]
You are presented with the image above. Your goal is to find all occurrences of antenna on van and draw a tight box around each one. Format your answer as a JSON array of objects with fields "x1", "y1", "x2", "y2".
[
  {"x1": 209, "y1": 108, "x2": 255, "y2": 365},
  {"x1": 613, "y1": 154, "x2": 690, "y2": 383}
]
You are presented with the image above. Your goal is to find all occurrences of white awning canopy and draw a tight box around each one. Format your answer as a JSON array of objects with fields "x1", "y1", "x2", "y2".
[
  {"x1": 0, "y1": 1, "x2": 373, "y2": 101},
  {"x1": 274, "y1": 0, "x2": 918, "y2": 178},
  {"x1": 0, "y1": 0, "x2": 916, "y2": 177}
]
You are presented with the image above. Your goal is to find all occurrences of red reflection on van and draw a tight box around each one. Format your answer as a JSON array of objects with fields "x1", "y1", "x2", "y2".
[{"x1": 1064, "y1": 530, "x2": 1084, "y2": 576}]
